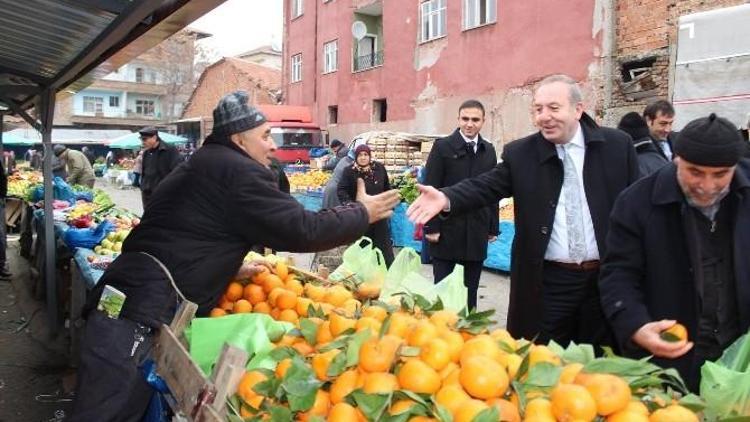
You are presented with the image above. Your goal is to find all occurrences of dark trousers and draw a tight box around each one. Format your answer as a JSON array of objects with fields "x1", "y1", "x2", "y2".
[
  {"x1": 432, "y1": 258, "x2": 483, "y2": 311},
  {"x1": 70, "y1": 311, "x2": 155, "y2": 422},
  {"x1": 539, "y1": 262, "x2": 614, "y2": 349}
]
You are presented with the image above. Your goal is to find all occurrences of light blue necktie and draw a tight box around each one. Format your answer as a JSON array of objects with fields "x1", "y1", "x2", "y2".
[{"x1": 562, "y1": 144, "x2": 586, "y2": 263}]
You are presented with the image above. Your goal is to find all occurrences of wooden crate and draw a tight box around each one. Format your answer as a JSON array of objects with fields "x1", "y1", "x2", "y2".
[
  {"x1": 154, "y1": 301, "x2": 248, "y2": 421},
  {"x1": 153, "y1": 265, "x2": 329, "y2": 421}
]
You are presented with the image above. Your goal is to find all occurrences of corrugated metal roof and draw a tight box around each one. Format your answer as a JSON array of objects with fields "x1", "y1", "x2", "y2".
[
  {"x1": 0, "y1": 0, "x2": 117, "y2": 80},
  {"x1": 0, "y1": 0, "x2": 226, "y2": 115}
]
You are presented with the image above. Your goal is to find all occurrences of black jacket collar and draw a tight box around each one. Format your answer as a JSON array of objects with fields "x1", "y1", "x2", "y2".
[
  {"x1": 203, "y1": 133, "x2": 253, "y2": 160},
  {"x1": 536, "y1": 112, "x2": 603, "y2": 164},
  {"x1": 448, "y1": 128, "x2": 488, "y2": 153}
]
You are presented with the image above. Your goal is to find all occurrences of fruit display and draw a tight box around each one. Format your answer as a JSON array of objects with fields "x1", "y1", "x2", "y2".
[
  {"x1": 288, "y1": 170, "x2": 332, "y2": 192},
  {"x1": 207, "y1": 259, "x2": 704, "y2": 422},
  {"x1": 7, "y1": 170, "x2": 42, "y2": 199},
  {"x1": 93, "y1": 228, "x2": 131, "y2": 256}
]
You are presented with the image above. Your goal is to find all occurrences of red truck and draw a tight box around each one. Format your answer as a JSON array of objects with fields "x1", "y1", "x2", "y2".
[{"x1": 257, "y1": 105, "x2": 325, "y2": 163}]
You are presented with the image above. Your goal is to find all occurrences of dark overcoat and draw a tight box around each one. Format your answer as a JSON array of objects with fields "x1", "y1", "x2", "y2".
[
  {"x1": 423, "y1": 129, "x2": 499, "y2": 262},
  {"x1": 443, "y1": 113, "x2": 639, "y2": 338},
  {"x1": 600, "y1": 161, "x2": 750, "y2": 387}
]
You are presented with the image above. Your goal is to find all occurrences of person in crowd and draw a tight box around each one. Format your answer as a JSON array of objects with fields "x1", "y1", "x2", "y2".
[
  {"x1": 618, "y1": 111, "x2": 669, "y2": 177},
  {"x1": 138, "y1": 127, "x2": 183, "y2": 208},
  {"x1": 105, "y1": 150, "x2": 115, "y2": 168},
  {"x1": 30, "y1": 146, "x2": 43, "y2": 171},
  {"x1": 69, "y1": 91, "x2": 400, "y2": 421},
  {"x1": 132, "y1": 150, "x2": 143, "y2": 188},
  {"x1": 600, "y1": 113, "x2": 750, "y2": 392},
  {"x1": 323, "y1": 139, "x2": 364, "y2": 209},
  {"x1": 337, "y1": 144, "x2": 395, "y2": 267},
  {"x1": 2, "y1": 151, "x2": 15, "y2": 175},
  {"x1": 0, "y1": 158, "x2": 10, "y2": 281},
  {"x1": 644, "y1": 100, "x2": 677, "y2": 161},
  {"x1": 323, "y1": 139, "x2": 349, "y2": 171},
  {"x1": 81, "y1": 146, "x2": 95, "y2": 165},
  {"x1": 407, "y1": 74, "x2": 639, "y2": 347},
  {"x1": 53, "y1": 145, "x2": 95, "y2": 187},
  {"x1": 422, "y1": 99, "x2": 499, "y2": 310}
]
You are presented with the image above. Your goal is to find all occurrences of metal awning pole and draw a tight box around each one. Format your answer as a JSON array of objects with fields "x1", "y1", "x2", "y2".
[{"x1": 40, "y1": 88, "x2": 58, "y2": 332}]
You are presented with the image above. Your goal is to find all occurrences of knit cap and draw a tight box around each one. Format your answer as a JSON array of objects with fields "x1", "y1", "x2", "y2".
[
  {"x1": 674, "y1": 113, "x2": 743, "y2": 167},
  {"x1": 212, "y1": 91, "x2": 267, "y2": 137}
]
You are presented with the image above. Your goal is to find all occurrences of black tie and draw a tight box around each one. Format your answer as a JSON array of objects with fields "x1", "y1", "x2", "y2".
[{"x1": 467, "y1": 141, "x2": 476, "y2": 155}]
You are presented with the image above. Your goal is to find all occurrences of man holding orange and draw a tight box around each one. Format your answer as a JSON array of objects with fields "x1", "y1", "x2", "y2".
[{"x1": 600, "y1": 113, "x2": 750, "y2": 391}]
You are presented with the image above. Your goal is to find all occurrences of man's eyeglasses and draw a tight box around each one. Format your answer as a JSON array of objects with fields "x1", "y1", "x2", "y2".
[{"x1": 460, "y1": 117, "x2": 482, "y2": 123}]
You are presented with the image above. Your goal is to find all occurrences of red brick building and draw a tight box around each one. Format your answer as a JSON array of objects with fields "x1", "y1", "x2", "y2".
[
  {"x1": 178, "y1": 57, "x2": 281, "y2": 143},
  {"x1": 283, "y1": 0, "x2": 748, "y2": 148}
]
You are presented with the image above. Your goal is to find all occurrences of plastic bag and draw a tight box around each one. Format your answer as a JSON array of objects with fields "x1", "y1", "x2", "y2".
[
  {"x1": 184, "y1": 313, "x2": 292, "y2": 376},
  {"x1": 30, "y1": 176, "x2": 77, "y2": 204},
  {"x1": 63, "y1": 220, "x2": 115, "y2": 249},
  {"x1": 329, "y1": 237, "x2": 387, "y2": 287},
  {"x1": 700, "y1": 332, "x2": 750, "y2": 419},
  {"x1": 379, "y1": 248, "x2": 467, "y2": 312}
]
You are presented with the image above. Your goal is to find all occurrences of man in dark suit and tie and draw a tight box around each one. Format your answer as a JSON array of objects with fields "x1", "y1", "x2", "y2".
[
  {"x1": 408, "y1": 75, "x2": 639, "y2": 346},
  {"x1": 422, "y1": 100, "x2": 499, "y2": 311}
]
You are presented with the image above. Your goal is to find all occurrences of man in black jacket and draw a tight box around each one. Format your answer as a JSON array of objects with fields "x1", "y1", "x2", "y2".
[
  {"x1": 138, "y1": 127, "x2": 183, "y2": 208},
  {"x1": 70, "y1": 91, "x2": 400, "y2": 421},
  {"x1": 644, "y1": 100, "x2": 677, "y2": 161},
  {"x1": 423, "y1": 100, "x2": 498, "y2": 310},
  {"x1": 600, "y1": 113, "x2": 750, "y2": 391},
  {"x1": 618, "y1": 111, "x2": 669, "y2": 178},
  {"x1": 408, "y1": 75, "x2": 639, "y2": 346}
]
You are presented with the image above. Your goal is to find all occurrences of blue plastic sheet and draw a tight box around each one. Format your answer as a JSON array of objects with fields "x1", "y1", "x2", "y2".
[
  {"x1": 389, "y1": 203, "x2": 422, "y2": 251},
  {"x1": 63, "y1": 220, "x2": 115, "y2": 249},
  {"x1": 483, "y1": 221, "x2": 515, "y2": 271},
  {"x1": 30, "y1": 176, "x2": 77, "y2": 204},
  {"x1": 292, "y1": 191, "x2": 323, "y2": 212}
]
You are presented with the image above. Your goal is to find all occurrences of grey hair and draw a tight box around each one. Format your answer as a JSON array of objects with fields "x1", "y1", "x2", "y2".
[{"x1": 537, "y1": 74, "x2": 583, "y2": 105}]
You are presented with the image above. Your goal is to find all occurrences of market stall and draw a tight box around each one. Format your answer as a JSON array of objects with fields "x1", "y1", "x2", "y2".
[{"x1": 142, "y1": 249, "x2": 723, "y2": 421}]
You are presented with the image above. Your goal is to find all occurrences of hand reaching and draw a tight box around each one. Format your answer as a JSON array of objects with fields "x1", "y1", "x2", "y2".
[
  {"x1": 406, "y1": 184, "x2": 449, "y2": 225},
  {"x1": 356, "y1": 178, "x2": 400, "y2": 224}
]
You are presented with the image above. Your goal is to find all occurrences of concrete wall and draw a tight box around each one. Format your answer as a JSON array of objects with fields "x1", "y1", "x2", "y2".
[{"x1": 284, "y1": 0, "x2": 606, "y2": 152}]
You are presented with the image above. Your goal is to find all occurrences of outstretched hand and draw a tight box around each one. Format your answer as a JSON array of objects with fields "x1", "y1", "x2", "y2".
[
  {"x1": 406, "y1": 184, "x2": 449, "y2": 225},
  {"x1": 356, "y1": 178, "x2": 400, "y2": 224}
]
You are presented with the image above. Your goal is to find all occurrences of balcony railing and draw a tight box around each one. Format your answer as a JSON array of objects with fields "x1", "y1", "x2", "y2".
[{"x1": 353, "y1": 51, "x2": 384, "y2": 72}]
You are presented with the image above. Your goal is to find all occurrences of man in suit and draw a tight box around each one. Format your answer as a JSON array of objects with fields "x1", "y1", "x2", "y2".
[
  {"x1": 407, "y1": 74, "x2": 639, "y2": 345},
  {"x1": 644, "y1": 100, "x2": 677, "y2": 161},
  {"x1": 423, "y1": 100, "x2": 499, "y2": 311}
]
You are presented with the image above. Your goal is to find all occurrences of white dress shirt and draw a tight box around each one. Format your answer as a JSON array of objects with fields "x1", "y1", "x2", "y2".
[
  {"x1": 460, "y1": 132, "x2": 479, "y2": 153},
  {"x1": 544, "y1": 123, "x2": 600, "y2": 263}
]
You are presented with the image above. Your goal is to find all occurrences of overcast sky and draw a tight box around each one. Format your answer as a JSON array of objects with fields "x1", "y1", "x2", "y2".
[{"x1": 189, "y1": 0, "x2": 283, "y2": 60}]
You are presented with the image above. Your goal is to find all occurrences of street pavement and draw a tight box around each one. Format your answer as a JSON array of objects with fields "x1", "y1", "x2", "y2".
[{"x1": 96, "y1": 177, "x2": 512, "y2": 328}]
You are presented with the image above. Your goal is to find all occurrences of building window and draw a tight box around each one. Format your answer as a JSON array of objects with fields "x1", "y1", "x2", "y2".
[
  {"x1": 135, "y1": 100, "x2": 155, "y2": 116},
  {"x1": 421, "y1": 0, "x2": 447, "y2": 42},
  {"x1": 323, "y1": 40, "x2": 338, "y2": 73},
  {"x1": 291, "y1": 0, "x2": 303, "y2": 18},
  {"x1": 463, "y1": 0, "x2": 496, "y2": 29},
  {"x1": 109, "y1": 96, "x2": 119, "y2": 107},
  {"x1": 328, "y1": 105, "x2": 338, "y2": 124},
  {"x1": 291, "y1": 54, "x2": 302, "y2": 83},
  {"x1": 373, "y1": 99, "x2": 387, "y2": 122},
  {"x1": 83, "y1": 96, "x2": 103, "y2": 114},
  {"x1": 135, "y1": 67, "x2": 144, "y2": 83}
]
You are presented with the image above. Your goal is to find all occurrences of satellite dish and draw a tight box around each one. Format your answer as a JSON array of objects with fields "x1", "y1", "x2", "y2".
[{"x1": 351, "y1": 21, "x2": 367, "y2": 40}]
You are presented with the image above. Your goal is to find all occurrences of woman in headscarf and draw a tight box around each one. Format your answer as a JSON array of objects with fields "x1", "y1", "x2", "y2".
[{"x1": 337, "y1": 144, "x2": 394, "y2": 266}]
